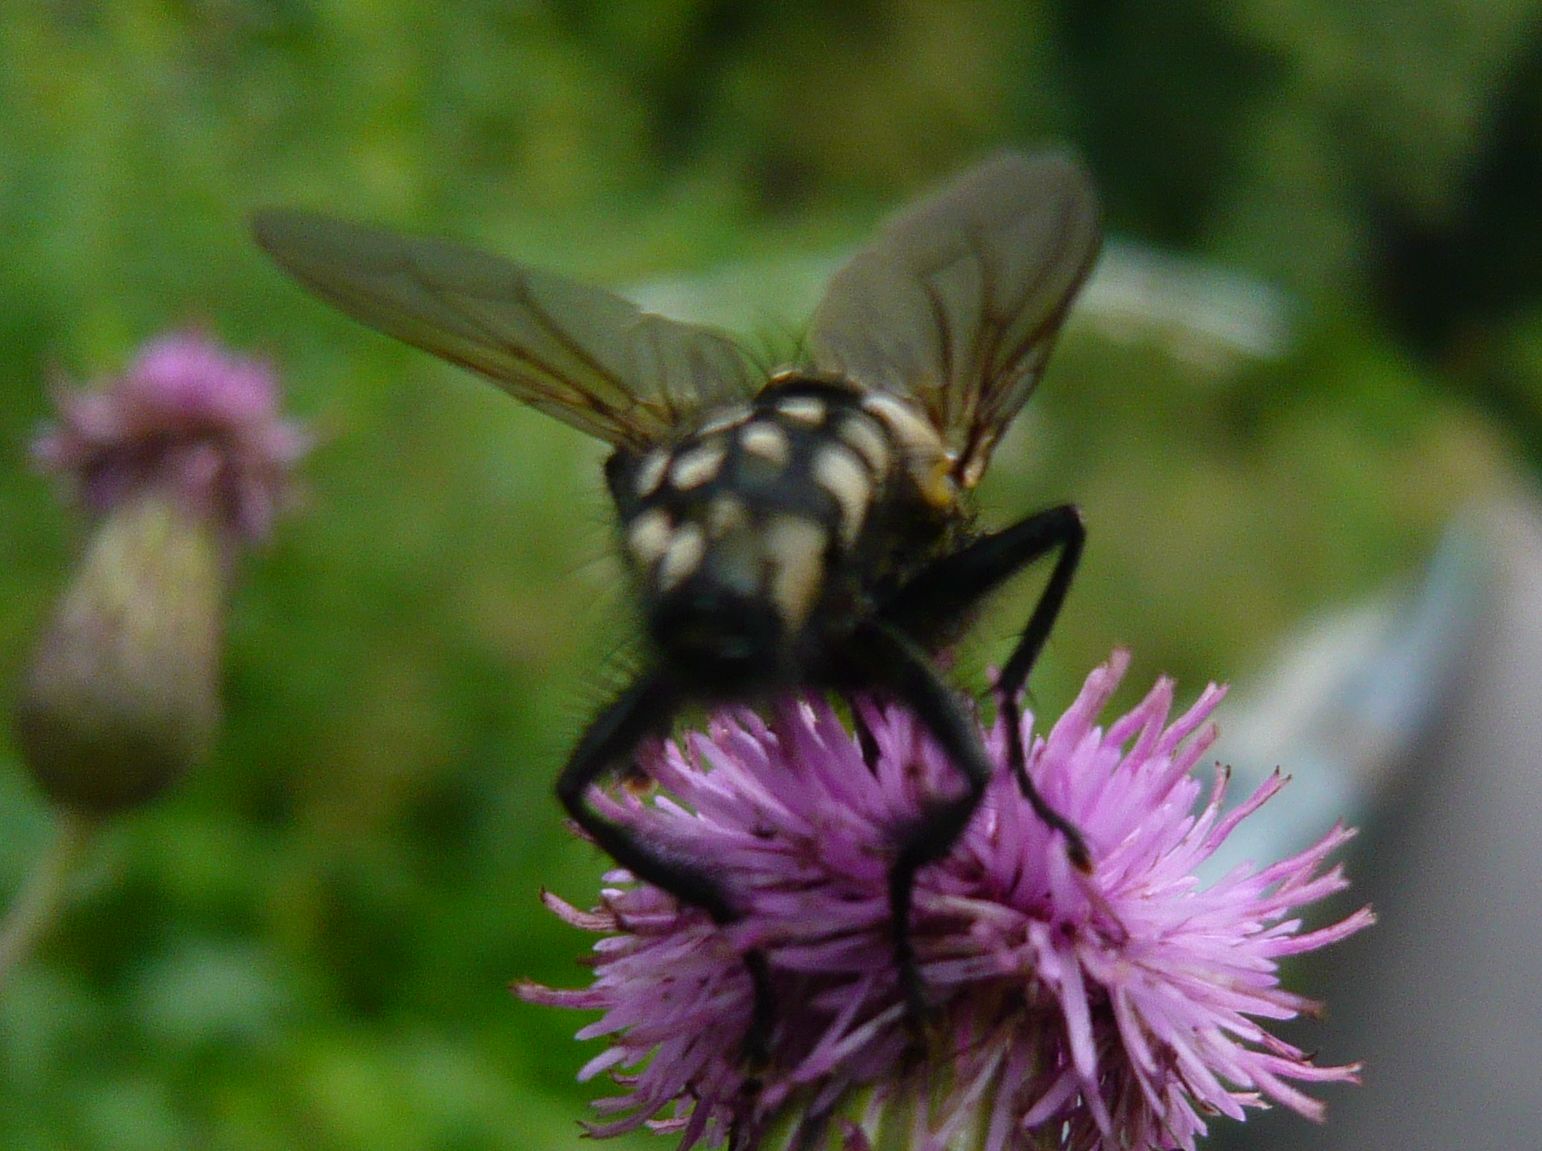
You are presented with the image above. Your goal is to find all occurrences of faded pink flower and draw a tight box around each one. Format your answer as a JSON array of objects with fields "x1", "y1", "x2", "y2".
[
  {"x1": 520, "y1": 652, "x2": 1372, "y2": 1150},
  {"x1": 34, "y1": 329, "x2": 309, "y2": 542},
  {"x1": 15, "y1": 331, "x2": 309, "y2": 812}
]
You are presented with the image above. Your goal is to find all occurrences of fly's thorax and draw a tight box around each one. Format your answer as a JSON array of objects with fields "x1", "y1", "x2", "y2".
[{"x1": 605, "y1": 375, "x2": 956, "y2": 685}]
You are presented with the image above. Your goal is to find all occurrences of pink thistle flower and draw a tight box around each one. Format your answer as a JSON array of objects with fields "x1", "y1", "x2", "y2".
[
  {"x1": 33, "y1": 329, "x2": 309, "y2": 543},
  {"x1": 519, "y1": 652, "x2": 1372, "y2": 1151},
  {"x1": 15, "y1": 331, "x2": 309, "y2": 813}
]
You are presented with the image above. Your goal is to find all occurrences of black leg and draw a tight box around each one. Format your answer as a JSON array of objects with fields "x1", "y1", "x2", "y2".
[
  {"x1": 556, "y1": 672, "x2": 736, "y2": 921},
  {"x1": 839, "y1": 621, "x2": 993, "y2": 1024},
  {"x1": 993, "y1": 504, "x2": 1085, "y2": 703},
  {"x1": 555, "y1": 671, "x2": 775, "y2": 1063},
  {"x1": 879, "y1": 503, "x2": 1090, "y2": 868}
]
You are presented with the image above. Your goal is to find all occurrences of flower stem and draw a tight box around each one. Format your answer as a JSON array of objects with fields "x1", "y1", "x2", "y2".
[{"x1": 0, "y1": 809, "x2": 99, "y2": 993}]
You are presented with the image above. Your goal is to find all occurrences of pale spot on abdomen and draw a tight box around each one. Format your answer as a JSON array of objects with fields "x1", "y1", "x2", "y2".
[
  {"x1": 811, "y1": 444, "x2": 872, "y2": 546},
  {"x1": 763, "y1": 514, "x2": 828, "y2": 629}
]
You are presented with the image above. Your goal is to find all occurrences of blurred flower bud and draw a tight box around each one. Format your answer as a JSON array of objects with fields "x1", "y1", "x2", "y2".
[
  {"x1": 14, "y1": 331, "x2": 308, "y2": 813},
  {"x1": 15, "y1": 498, "x2": 222, "y2": 811}
]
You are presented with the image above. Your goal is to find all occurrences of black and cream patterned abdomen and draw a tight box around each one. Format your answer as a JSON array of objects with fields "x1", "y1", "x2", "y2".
[{"x1": 606, "y1": 372, "x2": 961, "y2": 684}]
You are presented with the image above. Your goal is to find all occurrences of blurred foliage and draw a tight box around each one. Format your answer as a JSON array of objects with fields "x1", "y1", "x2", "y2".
[{"x1": 0, "y1": 2, "x2": 1537, "y2": 1149}]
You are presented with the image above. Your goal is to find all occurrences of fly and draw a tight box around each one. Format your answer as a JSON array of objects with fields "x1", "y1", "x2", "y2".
[{"x1": 253, "y1": 151, "x2": 1102, "y2": 1053}]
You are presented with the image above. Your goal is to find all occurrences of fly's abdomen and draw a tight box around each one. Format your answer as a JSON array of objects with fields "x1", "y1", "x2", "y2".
[{"x1": 610, "y1": 376, "x2": 953, "y2": 687}]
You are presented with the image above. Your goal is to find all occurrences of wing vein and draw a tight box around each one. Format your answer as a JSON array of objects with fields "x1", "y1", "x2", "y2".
[
  {"x1": 511, "y1": 275, "x2": 634, "y2": 425},
  {"x1": 805, "y1": 152, "x2": 1101, "y2": 481}
]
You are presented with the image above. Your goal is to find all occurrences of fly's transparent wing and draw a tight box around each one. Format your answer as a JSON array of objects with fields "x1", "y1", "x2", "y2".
[
  {"x1": 252, "y1": 210, "x2": 758, "y2": 447},
  {"x1": 807, "y1": 152, "x2": 1101, "y2": 486}
]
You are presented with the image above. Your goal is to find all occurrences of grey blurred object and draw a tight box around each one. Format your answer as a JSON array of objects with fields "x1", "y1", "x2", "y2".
[
  {"x1": 631, "y1": 238, "x2": 1291, "y2": 371},
  {"x1": 1211, "y1": 496, "x2": 1542, "y2": 1148},
  {"x1": 1205, "y1": 508, "x2": 1491, "y2": 875}
]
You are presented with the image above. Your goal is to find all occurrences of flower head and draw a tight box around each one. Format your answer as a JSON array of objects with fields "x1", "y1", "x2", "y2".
[
  {"x1": 15, "y1": 331, "x2": 309, "y2": 813},
  {"x1": 520, "y1": 652, "x2": 1372, "y2": 1150},
  {"x1": 33, "y1": 329, "x2": 309, "y2": 543}
]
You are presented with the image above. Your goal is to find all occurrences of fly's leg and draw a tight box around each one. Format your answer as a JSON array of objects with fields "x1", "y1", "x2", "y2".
[
  {"x1": 879, "y1": 503, "x2": 1090, "y2": 868},
  {"x1": 840, "y1": 622, "x2": 993, "y2": 1027},
  {"x1": 555, "y1": 671, "x2": 776, "y2": 1065}
]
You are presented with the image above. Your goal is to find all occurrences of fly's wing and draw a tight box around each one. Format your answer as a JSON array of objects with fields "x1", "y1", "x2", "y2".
[
  {"x1": 252, "y1": 210, "x2": 758, "y2": 448},
  {"x1": 806, "y1": 152, "x2": 1101, "y2": 487}
]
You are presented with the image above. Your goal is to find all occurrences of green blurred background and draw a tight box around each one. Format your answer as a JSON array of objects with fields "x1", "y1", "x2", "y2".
[{"x1": 1, "y1": 3, "x2": 1538, "y2": 1148}]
